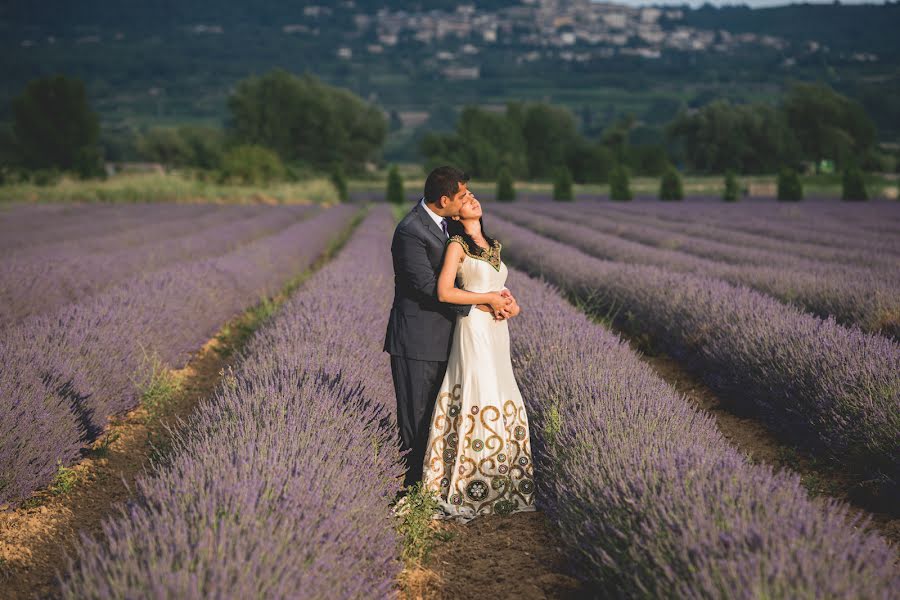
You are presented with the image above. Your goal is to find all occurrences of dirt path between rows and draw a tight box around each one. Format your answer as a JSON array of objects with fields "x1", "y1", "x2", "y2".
[
  {"x1": 397, "y1": 510, "x2": 588, "y2": 599},
  {"x1": 631, "y1": 343, "x2": 900, "y2": 550}
]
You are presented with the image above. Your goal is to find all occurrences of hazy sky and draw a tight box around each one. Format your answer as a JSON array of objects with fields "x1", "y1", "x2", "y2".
[{"x1": 600, "y1": 0, "x2": 888, "y2": 6}]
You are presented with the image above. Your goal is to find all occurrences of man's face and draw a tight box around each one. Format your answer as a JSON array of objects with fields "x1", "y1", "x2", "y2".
[{"x1": 441, "y1": 182, "x2": 471, "y2": 217}]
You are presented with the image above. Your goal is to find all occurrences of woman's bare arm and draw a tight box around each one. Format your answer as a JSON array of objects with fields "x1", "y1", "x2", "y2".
[{"x1": 437, "y1": 241, "x2": 510, "y2": 313}]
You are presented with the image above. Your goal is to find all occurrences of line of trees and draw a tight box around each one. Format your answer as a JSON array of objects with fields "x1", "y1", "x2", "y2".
[
  {"x1": 421, "y1": 81, "x2": 884, "y2": 184},
  {"x1": 0, "y1": 70, "x2": 892, "y2": 189},
  {"x1": 1, "y1": 69, "x2": 386, "y2": 185}
]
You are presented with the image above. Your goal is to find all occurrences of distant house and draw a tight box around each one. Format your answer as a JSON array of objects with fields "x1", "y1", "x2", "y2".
[{"x1": 442, "y1": 66, "x2": 480, "y2": 80}]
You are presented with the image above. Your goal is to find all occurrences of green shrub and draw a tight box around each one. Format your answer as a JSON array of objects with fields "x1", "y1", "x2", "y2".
[
  {"x1": 776, "y1": 167, "x2": 803, "y2": 201},
  {"x1": 723, "y1": 169, "x2": 739, "y2": 202},
  {"x1": 218, "y1": 144, "x2": 285, "y2": 185},
  {"x1": 31, "y1": 168, "x2": 62, "y2": 186},
  {"x1": 330, "y1": 165, "x2": 349, "y2": 202},
  {"x1": 609, "y1": 164, "x2": 632, "y2": 201},
  {"x1": 553, "y1": 166, "x2": 574, "y2": 201},
  {"x1": 496, "y1": 167, "x2": 516, "y2": 202},
  {"x1": 841, "y1": 165, "x2": 868, "y2": 201},
  {"x1": 658, "y1": 165, "x2": 683, "y2": 201},
  {"x1": 386, "y1": 164, "x2": 405, "y2": 204}
]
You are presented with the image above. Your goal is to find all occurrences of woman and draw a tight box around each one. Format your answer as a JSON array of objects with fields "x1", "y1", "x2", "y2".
[{"x1": 420, "y1": 194, "x2": 536, "y2": 521}]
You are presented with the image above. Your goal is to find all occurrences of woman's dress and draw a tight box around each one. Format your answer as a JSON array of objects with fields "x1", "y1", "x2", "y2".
[{"x1": 421, "y1": 235, "x2": 536, "y2": 522}]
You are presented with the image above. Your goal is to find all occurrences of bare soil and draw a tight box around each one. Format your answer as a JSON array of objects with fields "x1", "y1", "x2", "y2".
[
  {"x1": 397, "y1": 510, "x2": 589, "y2": 600},
  {"x1": 0, "y1": 313, "x2": 253, "y2": 600}
]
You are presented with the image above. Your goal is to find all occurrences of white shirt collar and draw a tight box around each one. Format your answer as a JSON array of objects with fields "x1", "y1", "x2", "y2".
[{"x1": 419, "y1": 197, "x2": 447, "y2": 234}]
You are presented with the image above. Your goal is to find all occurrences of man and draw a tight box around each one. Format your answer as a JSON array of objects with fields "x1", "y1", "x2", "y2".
[{"x1": 384, "y1": 165, "x2": 516, "y2": 495}]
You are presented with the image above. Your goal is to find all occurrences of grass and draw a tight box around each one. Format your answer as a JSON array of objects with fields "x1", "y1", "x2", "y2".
[
  {"x1": 135, "y1": 347, "x2": 185, "y2": 427},
  {"x1": 49, "y1": 461, "x2": 79, "y2": 496},
  {"x1": 0, "y1": 171, "x2": 342, "y2": 204},
  {"x1": 394, "y1": 481, "x2": 449, "y2": 567}
]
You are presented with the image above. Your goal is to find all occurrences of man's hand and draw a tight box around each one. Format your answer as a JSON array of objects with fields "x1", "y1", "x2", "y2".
[
  {"x1": 475, "y1": 302, "x2": 510, "y2": 321},
  {"x1": 497, "y1": 288, "x2": 519, "y2": 319},
  {"x1": 474, "y1": 289, "x2": 517, "y2": 321}
]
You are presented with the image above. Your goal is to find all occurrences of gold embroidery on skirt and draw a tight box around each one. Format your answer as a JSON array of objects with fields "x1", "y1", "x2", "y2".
[{"x1": 424, "y1": 383, "x2": 535, "y2": 517}]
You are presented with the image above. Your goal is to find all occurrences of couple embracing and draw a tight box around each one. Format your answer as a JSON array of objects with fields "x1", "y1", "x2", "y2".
[{"x1": 384, "y1": 165, "x2": 536, "y2": 522}]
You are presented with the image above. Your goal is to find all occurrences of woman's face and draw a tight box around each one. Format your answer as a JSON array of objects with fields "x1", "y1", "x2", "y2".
[{"x1": 458, "y1": 193, "x2": 483, "y2": 220}]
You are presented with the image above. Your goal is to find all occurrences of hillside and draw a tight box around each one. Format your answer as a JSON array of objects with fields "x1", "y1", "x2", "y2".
[{"x1": 2, "y1": 0, "x2": 898, "y2": 155}]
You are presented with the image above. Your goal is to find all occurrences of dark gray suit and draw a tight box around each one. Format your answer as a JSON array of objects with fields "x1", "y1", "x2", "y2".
[{"x1": 384, "y1": 201, "x2": 472, "y2": 488}]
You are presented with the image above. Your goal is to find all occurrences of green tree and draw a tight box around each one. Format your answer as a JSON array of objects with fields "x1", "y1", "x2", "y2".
[
  {"x1": 658, "y1": 165, "x2": 683, "y2": 201},
  {"x1": 387, "y1": 164, "x2": 405, "y2": 204},
  {"x1": 420, "y1": 104, "x2": 527, "y2": 179},
  {"x1": 553, "y1": 167, "x2": 574, "y2": 201},
  {"x1": 627, "y1": 143, "x2": 670, "y2": 177},
  {"x1": 227, "y1": 68, "x2": 386, "y2": 171},
  {"x1": 177, "y1": 125, "x2": 225, "y2": 169},
  {"x1": 496, "y1": 167, "x2": 516, "y2": 202},
  {"x1": 723, "y1": 169, "x2": 739, "y2": 202},
  {"x1": 12, "y1": 74, "x2": 103, "y2": 178},
  {"x1": 609, "y1": 164, "x2": 632, "y2": 201},
  {"x1": 841, "y1": 165, "x2": 868, "y2": 201},
  {"x1": 521, "y1": 102, "x2": 579, "y2": 179},
  {"x1": 600, "y1": 113, "x2": 636, "y2": 165},
  {"x1": 783, "y1": 82, "x2": 877, "y2": 172},
  {"x1": 665, "y1": 100, "x2": 800, "y2": 175},
  {"x1": 137, "y1": 127, "x2": 192, "y2": 167},
  {"x1": 218, "y1": 144, "x2": 284, "y2": 184},
  {"x1": 330, "y1": 164, "x2": 349, "y2": 202},
  {"x1": 776, "y1": 167, "x2": 803, "y2": 201}
]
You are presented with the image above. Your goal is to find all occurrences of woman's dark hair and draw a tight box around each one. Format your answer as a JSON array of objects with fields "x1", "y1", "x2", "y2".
[{"x1": 446, "y1": 217, "x2": 497, "y2": 253}]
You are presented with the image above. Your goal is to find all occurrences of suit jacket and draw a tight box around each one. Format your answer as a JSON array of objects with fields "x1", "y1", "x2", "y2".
[{"x1": 383, "y1": 201, "x2": 473, "y2": 361}]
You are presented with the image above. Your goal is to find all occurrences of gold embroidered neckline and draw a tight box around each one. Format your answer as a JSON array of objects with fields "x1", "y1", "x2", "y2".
[{"x1": 449, "y1": 235, "x2": 502, "y2": 271}]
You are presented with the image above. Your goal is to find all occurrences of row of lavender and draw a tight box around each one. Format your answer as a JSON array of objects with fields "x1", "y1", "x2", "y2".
[
  {"x1": 2, "y1": 204, "x2": 233, "y2": 260},
  {"x1": 489, "y1": 217, "x2": 900, "y2": 496},
  {"x1": 505, "y1": 267, "x2": 898, "y2": 596},
  {"x1": 495, "y1": 205, "x2": 900, "y2": 338},
  {"x1": 59, "y1": 207, "x2": 404, "y2": 598},
  {"x1": 0, "y1": 203, "x2": 220, "y2": 255},
  {"x1": 593, "y1": 200, "x2": 900, "y2": 256},
  {"x1": 558, "y1": 202, "x2": 899, "y2": 275},
  {"x1": 0, "y1": 205, "x2": 356, "y2": 506},
  {"x1": 0, "y1": 205, "x2": 313, "y2": 327},
  {"x1": 589, "y1": 206, "x2": 900, "y2": 273}
]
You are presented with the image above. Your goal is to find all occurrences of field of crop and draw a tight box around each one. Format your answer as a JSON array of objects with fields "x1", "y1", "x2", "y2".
[{"x1": 0, "y1": 198, "x2": 897, "y2": 598}]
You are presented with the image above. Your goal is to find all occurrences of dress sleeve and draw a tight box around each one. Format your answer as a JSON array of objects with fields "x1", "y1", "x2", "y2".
[{"x1": 447, "y1": 235, "x2": 468, "y2": 252}]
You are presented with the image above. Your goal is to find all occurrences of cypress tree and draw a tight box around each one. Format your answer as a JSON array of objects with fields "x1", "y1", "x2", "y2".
[
  {"x1": 497, "y1": 167, "x2": 516, "y2": 202},
  {"x1": 723, "y1": 169, "x2": 739, "y2": 202},
  {"x1": 330, "y1": 164, "x2": 349, "y2": 202},
  {"x1": 609, "y1": 164, "x2": 632, "y2": 201},
  {"x1": 386, "y1": 164, "x2": 405, "y2": 204},
  {"x1": 659, "y1": 165, "x2": 683, "y2": 201},
  {"x1": 553, "y1": 166, "x2": 574, "y2": 201},
  {"x1": 841, "y1": 165, "x2": 868, "y2": 201},
  {"x1": 777, "y1": 167, "x2": 803, "y2": 201}
]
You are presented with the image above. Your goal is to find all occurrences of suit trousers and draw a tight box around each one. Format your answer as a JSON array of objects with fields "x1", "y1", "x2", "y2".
[{"x1": 390, "y1": 354, "x2": 448, "y2": 489}]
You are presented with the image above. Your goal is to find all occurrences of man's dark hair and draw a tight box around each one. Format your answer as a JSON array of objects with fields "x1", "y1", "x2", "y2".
[{"x1": 423, "y1": 165, "x2": 469, "y2": 204}]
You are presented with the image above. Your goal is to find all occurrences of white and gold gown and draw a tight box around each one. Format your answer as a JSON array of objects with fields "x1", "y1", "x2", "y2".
[{"x1": 422, "y1": 234, "x2": 536, "y2": 522}]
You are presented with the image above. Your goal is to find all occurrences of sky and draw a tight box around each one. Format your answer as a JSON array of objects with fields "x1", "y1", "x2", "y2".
[{"x1": 597, "y1": 0, "x2": 889, "y2": 6}]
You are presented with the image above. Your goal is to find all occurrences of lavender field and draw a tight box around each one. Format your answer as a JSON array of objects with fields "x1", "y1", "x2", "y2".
[{"x1": 1, "y1": 199, "x2": 898, "y2": 598}]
